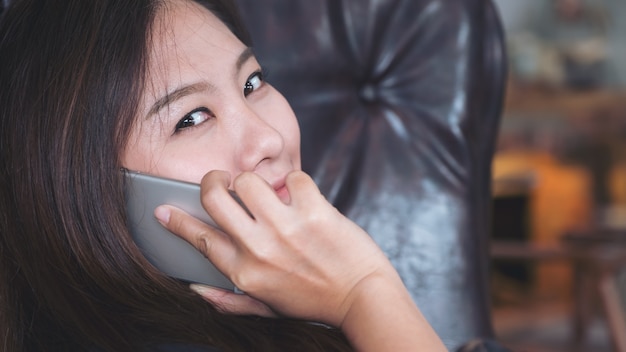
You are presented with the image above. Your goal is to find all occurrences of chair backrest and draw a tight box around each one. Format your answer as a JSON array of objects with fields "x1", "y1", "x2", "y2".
[{"x1": 234, "y1": 0, "x2": 507, "y2": 350}]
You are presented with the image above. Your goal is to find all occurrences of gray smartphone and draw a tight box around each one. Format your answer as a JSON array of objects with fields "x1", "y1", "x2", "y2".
[{"x1": 123, "y1": 170, "x2": 241, "y2": 293}]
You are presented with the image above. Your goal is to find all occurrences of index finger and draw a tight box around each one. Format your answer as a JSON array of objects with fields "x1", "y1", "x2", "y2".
[
  {"x1": 199, "y1": 170, "x2": 256, "y2": 238},
  {"x1": 154, "y1": 204, "x2": 237, "y2": 272}
]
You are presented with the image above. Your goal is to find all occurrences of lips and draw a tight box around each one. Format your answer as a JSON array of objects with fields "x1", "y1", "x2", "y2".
[{"x1": 271, "y1": 178, "x2": 291, "y2": 203}]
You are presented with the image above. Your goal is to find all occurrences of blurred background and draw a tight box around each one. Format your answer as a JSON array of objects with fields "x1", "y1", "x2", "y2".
[{"x1": 489, "y1": 0, "x2": 626, "y2": 351}]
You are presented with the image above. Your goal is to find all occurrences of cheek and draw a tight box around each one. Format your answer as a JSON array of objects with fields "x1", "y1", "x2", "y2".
[
  {"x1": 150, "y1": 156, "x2": 215, "y2": 183},
  {"x1": 125, "y1": 139, "x2": 234, "y2": 184},
  {"x1": 286, "y1": 117, "x2": 301, "y2": 166},
  {"x1": 121, "y1": 133, "x2": 154, "y2": 172},
  {"x1": 274, "y1": 105, "x2": 301, "y2": 169},
  {"x1": 120, "y1": 116, "x2": 239, "y2": 183},
  {"x1": 120, "y1": 118, "x2": 166, "y2": 172}
]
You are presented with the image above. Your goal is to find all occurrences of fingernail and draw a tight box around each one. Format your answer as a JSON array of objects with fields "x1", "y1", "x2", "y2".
[
  {"x1": 154, "y1": 205, "x2": 171, "y2": 224},
  {"x1": 189, "y1": 283, "x2": 211, "y2": 295}
]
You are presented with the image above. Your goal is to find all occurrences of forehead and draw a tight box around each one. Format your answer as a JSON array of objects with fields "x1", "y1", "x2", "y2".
[
  {"x1": 154, "y1": 0, "x2": 236, "y2": 46},
  {"x1": 146, "y1": 0, "x2": 243, "y2": 89}
]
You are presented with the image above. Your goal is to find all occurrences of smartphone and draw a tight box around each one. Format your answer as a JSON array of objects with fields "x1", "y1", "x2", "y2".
[{"x1": 123, "y1": 170, "x2": 241, "y2": 293}]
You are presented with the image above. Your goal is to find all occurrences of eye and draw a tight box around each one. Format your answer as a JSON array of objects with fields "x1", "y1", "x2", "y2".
[
  {"x1": 175, "y1": 107, "x2": 214, "y2": 132},
  {"x1": 243, "y1": 70, "x2": 265, "y2": 97}
]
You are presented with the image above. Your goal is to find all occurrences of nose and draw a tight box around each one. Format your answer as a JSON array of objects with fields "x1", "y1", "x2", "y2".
[{"x1": 232, "y1": 106, "x2": 284, "y2": 171}]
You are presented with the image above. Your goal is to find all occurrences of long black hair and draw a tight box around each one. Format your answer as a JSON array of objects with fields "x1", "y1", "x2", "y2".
[{"x1": 0, "y1": 0, "x2": 351, "y2": 350}]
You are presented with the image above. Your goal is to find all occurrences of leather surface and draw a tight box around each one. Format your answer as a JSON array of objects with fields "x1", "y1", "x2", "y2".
[{"x1": 234, "y1": 0, "x2": 507, "y2": 350}]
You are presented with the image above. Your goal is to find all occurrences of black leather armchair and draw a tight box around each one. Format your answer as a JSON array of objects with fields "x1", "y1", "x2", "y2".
[
  {"x1": 0, "y1": 0, "x2": 508, "y2": 349},
  {"x1": 235, "y1": 1, "x2": 507, "y2": 350}
]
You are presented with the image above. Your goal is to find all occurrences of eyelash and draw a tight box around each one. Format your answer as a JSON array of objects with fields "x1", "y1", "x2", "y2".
[
  {"x1": 174, "y1": 68, "x2": 268, "y2": 133},
  {"x1": 243, "y1": 69, "x2": 266, "y2": 97},
  {"x1": 174, "y1": 107, "x2": 214, "y2": 133}
]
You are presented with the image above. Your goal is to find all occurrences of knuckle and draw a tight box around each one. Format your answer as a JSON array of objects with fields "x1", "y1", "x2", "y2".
[
  {"x1": 166, "y1": 209, "x2": 184, "y2": 231},
  {"x1": 299, "y1": 206, "x2": 324, "y2": 227},
  {"x1": 253, "y1": 244, "x2": 276, "y2": 263},
  {"x1": 286, "y1": 170, "x2": 305, "y2": 182},
  {"x1": 200, "y1": 188, "x2": 221, "y2": 212},
  {"x1": 231, "y1": 269, "x2": 261, "y2": 293},
  {"x1": 233, "y1": 171, "x2": 255, "y2": 190},
  {"x1": 287, "y1": 170, "x2": 311, "y2": 187},
  {"x1": 194, "y1": 230, "x2": 213, "y2": 256}
]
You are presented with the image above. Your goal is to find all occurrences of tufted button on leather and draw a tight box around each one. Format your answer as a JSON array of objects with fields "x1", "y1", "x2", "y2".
[{"x1": 359, "y1": 83, "x2": 378, "y2": 104}]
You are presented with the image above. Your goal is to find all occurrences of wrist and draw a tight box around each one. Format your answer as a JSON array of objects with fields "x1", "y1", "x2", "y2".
[{"x1": 338, "y1": 271, "x2": 446, "y2": 351}]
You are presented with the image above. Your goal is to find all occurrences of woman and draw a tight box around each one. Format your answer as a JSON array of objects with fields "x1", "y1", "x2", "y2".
[{"x1": 0, "y1": 0, "x2": 445, "y2": 351}]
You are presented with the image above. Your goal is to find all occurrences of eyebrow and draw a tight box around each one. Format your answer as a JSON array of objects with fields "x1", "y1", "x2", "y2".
[
  {"x1": 236, "y1": 46, "x2": 255, "y2": 72},
  {"x1": 146, "y1": 46, "x2": 256, "y2": 119}
]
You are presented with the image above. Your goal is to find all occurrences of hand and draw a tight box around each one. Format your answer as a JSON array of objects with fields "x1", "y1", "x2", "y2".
[
  {"x1": 155, "y1": 170, "x2": 395, "y2": 327},
  {"x1": 155, "y1": 170, "x2": 447, "y2": 351}
]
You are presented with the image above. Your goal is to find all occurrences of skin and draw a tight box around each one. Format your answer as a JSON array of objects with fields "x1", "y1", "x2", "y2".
[
  {"x1": 123, "y1": 0, "x2": 300, "y2": 203},
  {"x1": 122, "y1": 1, "x2": 446, "y2": 351}
]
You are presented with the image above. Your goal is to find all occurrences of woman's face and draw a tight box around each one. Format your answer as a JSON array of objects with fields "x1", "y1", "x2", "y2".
[{"x1": 122, "y1": 0, "x2": 301, "y2": 202}]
